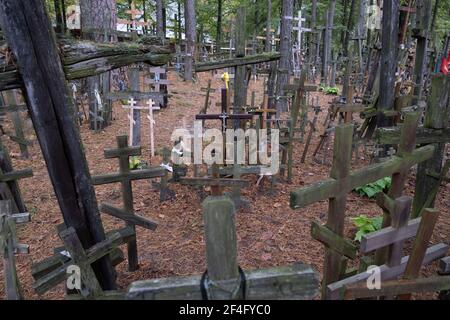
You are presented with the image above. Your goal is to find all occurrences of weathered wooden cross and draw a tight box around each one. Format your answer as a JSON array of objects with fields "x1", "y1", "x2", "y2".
[
  {"x1": 301, "y1": 98, "x2": 321, "y2": 163},
  {"x1": 0, "y1": 199, "x2": 30, "y2": 300},
  {"x1": 127, "y1": 195, "x2": 319, "y2": 300},
  {"x1": 91, "y1": 135, "x2": 166, "y2": 271},
  {"x1": 325, "y1": 196, "x2": 447, "y2": 300},
  {"x1": 1, "y1": 91, "x2": 32, "y2": 158},
  {"x1": 32, "y1": 224, "x2": 134, "y2": 299},
  {"x1": 145, "y1": 67, "x2": 170, "y2": 94},
  {"x1": 290, "y1": 110, "x2": 436, "y2": 298}
]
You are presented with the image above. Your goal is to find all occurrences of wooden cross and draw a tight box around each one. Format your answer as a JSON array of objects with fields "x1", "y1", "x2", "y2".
[
  {"x1": 301, "y1": 98, "x2": 321, "y2": 163},
  {"x1": 146, "y1": 99, "x2": 160, "y2": 157},
  {"x1": 127, "y1": 195, "x2": 319, "y2": 300},
  {"x1": 124, "y1": 1, "x2": 144, "y2": 33},
  {"x1": 0, "y1": 200, "x2": 30, "y2": 300},
  {"x1": 278, "y1": 73, "x2": 317, "y2": 182},
  {"x1": 145, "y1": 67, "x2": 170, "y2": 94},
  {"x1": 292, "y1": 10, "x2": 312, "y2": 78},
  {"x1": 122, "y1": 98, "x2": 139, "y2": 147},
  {"x1": 290, "y1": 110, "x2": 436, "y2": 298},
  {"x1": 199, "y1": 79, "x2": 216, "y2": 115},
  {"x1": 325, "y1": 196, "x2": 446, "y2": 300},
  {"x1": 0, "y1": 163, "x2": 33, "y2": 215},
  {"x1": 1, "y1": 91, "x2": 32, "y2": 158},
  {"x1": 91, "y1": 135, "x2": 166, "y2": 271},
  {"x1": 32, "y1": 224, "x2": 134, "y2": 299}
]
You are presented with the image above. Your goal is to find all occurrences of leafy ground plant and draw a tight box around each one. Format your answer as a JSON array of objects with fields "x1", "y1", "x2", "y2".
[
  {"x1": 354, "y1": 177, "x2": 392, "y2": 198},
  {"x1": 352, "y1": 215, "x2": 383, "y2": 242}
]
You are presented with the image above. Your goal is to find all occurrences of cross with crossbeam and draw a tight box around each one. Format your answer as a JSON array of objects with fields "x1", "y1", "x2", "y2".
[
  {"x1": 127, "y1": 195, "x2": 319, "y2": 300},
  {"x1": 325, "y1": 196, "x2": 447, "y2": 300},
  {"x1": 0, "y1": 199, "x2": 30, "y2": 300},
  {"x1": 91, "y1": 135, "x2": 166, "y2": 271},
  {"x1": 290, "y1": 110, "x2": 436, "y2": 298}
]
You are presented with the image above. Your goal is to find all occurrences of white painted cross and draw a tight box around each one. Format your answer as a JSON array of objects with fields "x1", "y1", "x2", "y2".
[
  {"x1": 147, "y1": 99, "x2": 160, "y2": 157},
  {"x1": 292, "y1": 10, "x2": 312, "y2": 78},
  {"x1": 123, "y1": 98, "x2": 138, "y2": 146}
]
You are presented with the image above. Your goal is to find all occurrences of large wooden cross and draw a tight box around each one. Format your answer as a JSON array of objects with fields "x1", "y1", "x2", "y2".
[
  {"x1": 290, "y1": 110, "x2": 435, "y2": 298},
  {"x1": 32, "y1": 224, "x2": 134, "y2": 299},
  {"x1": 127, "y1": 195, "x2": 319, "y2": 300},
  {"x1": 0, "y1": 199, "x2": 30, "y2": 299},
  {"x1": 325, "y1": 196, "x2": 447, "y2": 300},
  {"x1": 145, "y1": 67, "x2": 170, "y2": 94},
  {"x1": 91, "y1": 135, "x2": 165, "y2": 271}
]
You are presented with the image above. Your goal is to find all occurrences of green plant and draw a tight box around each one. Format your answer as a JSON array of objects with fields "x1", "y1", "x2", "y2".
[
  {"x1": 352, "y1": 215, "x2": 383, "y2": 242},
  {"x1": 325, "y1": 87, "x2": 339, "y2": 95},
  {"x1": 355, "y1": 177, "x2": 392, "y2": 198},
  {"x1": 129, "y1": 156, "x2": 148, "y2": 170}
]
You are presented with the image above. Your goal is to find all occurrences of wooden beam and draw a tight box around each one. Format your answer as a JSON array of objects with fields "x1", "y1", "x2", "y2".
[
  {"x1": 360, "y1": 218, "x2": 421, "y2": 253},
  {"x1": 376, "y1": 127, "x2": 450, "y2": 145},
  {"x1": 325, "y1": 243, "x2": 448, "y2": 299},
  {"x1": 290, "y1": 145, "x2": 434, "y2": 208},
  {"x1": 127, "y1": 263, "x2": 319, "y2": 300},
  {"x1": 99, "y1": 203, "x2": 158, "y2": 231},
  {"x1": 194, "y1": 52, "x2": 281, "y2": 73},
  {"x1": 344, "y1": 276, "x2": 450, "y2": 299},
  {"x1": 311, "y1": 222, "x2": 357, "y2": 259},
  {"x1": 0, "y1": 38, "x2": 172, "y2": 92}
]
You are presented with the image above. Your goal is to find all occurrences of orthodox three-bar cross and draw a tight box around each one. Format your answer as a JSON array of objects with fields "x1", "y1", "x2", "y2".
[
  {"x1": 290, "y1": 110, "x2": 435, "y2": 298},
  {"x1": 91, "y1": 135, "x2": 166, "y2": 271}
]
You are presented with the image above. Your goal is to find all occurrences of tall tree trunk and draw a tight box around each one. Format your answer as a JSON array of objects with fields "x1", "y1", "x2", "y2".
[
  {"x1": 341, "y1": 0, "x2": 357, "y2": 98},
  {"x1": 321, "y1": 0, "x2": 336, "y2": 85},
  {"x1": 309, "y1": 0, "x2": 317, "y2": 64},
  {"x1": 156, "y1": 0, "x2": 165, "y2": 41},
  {"x1": 216, "y1": 0, "x2": 222, "y2": 52},
  {"x1": 275, "y1": 0, "x2": 294, "y2": 114},
  {"x1": 80, "y1": 0, "x2": 117, "y2": 130},
  {"x1": 184, "y1": 0, "x2": 196, "y2": 81},
  {"x1": 377, "y1": 0, "x2": 399, "y2": 129},
  {"x1": 265, "y1": 0, "x2": 272, "y2": 52},
  {"x1": 0, "y1": 0, "x2": 116, "y2": 290},
  {"x1": 177, "y1": 0, "x2": 182, "y2": 44}
]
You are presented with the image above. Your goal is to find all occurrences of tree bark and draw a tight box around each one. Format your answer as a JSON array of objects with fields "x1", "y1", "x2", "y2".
[
  {"x1": 322, "y1": 0, "x2": 336, "y2": 86},
  {"x1": 216, "y1": 0, "x2": 222, "y2": 52},
  {"x1": 156, "y1": 0, "x2": 165, "y2": 41},
  {"x1": 184, "y1": 0, "x2": 196, "y2": 81},
  {"x1": 80, "y1": 0, "x2": 117, "y2": 130},
  {"x1": 0, "y1": 0, "x2": 116, "y2": 289},
  {"x1": 275, "y1": 0, "x2": 294, "y2": 114},
  {"x1": 377, "y1": 0, "x2": 399, "y2": 129}
]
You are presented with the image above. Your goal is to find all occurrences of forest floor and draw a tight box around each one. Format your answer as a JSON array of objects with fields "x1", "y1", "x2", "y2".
[{"x1": 0, "y1": 70, "x2": 449, "y2": 300}]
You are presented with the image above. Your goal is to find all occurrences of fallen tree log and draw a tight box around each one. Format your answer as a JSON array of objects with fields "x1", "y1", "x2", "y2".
[
  {"x1": 195, "y1": 52, "x2": 281, "y2": 73},
  {"x1": 0, "y1": 38, "x2": 173, "y2": 91}
]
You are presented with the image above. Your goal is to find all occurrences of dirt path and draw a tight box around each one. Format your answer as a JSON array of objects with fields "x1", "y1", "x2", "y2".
[{"x1": 0, "y1": 71, "x2": 448, "y2": 299}]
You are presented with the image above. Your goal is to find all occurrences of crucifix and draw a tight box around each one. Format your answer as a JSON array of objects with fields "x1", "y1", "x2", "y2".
[
  {"x1": 290, "y1": 110, "x2": 436, "y2": 298},
  {"x1": 127, "y1": 194, "x2": 319, "y2": 300},
  {"x1": 0, "y1": 200, "x2": 30, "y2": 300},
  {"x1": 91, "y1": 135, "x2": 166, "y2": 271}
]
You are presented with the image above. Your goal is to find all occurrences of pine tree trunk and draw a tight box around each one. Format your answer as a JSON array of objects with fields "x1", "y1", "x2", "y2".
[
  {"x1": 184, "y1": 0, "x2": 196, "y2": 81},
  {"x1": 275, "y1": 0, "x2": 294, "y2": 114},
  {"x1": 156, "y1": 0, "x2": 165, "y2": 41},
  {"x1": 216, "y1": 0, "x2": 222, "y2": 52},
  {"x1": 80, "y1": 0, "x2": 117, "y2": 130}
]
